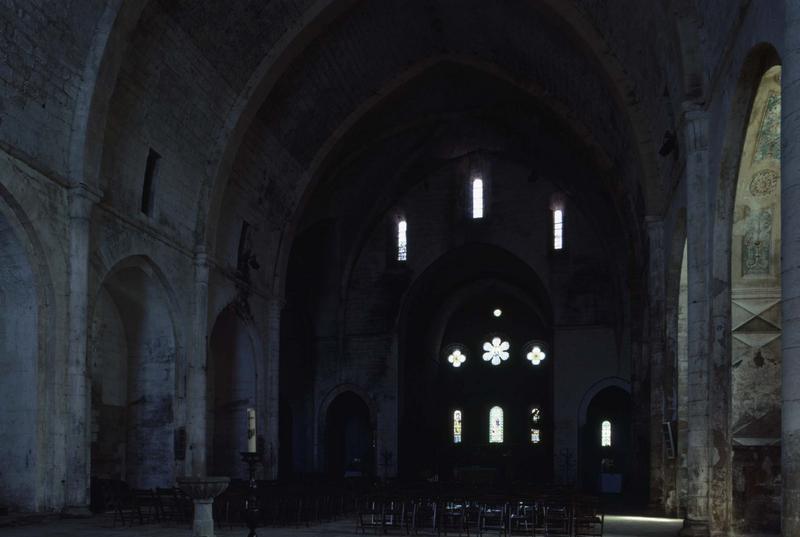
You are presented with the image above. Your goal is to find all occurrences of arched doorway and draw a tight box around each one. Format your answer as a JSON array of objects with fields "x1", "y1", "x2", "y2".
[
  {"x1": 579, "y1": 386, "x2": 632, "y2": 495},
  {"x1": 0, "y1": 201, "x2": 40, "y2": 510},
  {"x1": 325, "y1": 391, "x2": 374, "y2": 479},
  {"x1": 278, "y1": 396, "x2": 294, "y2": 479},
  {"x1": 208, "y1": 306, "x2": 257, "y2": 479},
  {"x1": 729, "y1": 64, "x2": 782, "y2": 534},
  {"x1": 88, "y1": 260, "x2": 177, "y2": 491}
]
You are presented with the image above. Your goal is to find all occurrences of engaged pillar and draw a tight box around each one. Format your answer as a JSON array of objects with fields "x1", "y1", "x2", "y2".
[
  {"x1": 187, "y1": 247, "x2": 210, "y2": 476},
  {"x1": 63, "y1": 183, "x2": 100, "y2": 516},
  {"x1": 782, "y1": 3, "x2": 800, "y2": 532},
  {"x1": 680, "y1": 105, "x2": 711, "y2": 537}
]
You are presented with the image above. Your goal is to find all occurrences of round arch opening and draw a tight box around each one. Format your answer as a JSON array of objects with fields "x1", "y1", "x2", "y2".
[{"x1": 88, "y1": 260, "x2": 178, "y2": 504}]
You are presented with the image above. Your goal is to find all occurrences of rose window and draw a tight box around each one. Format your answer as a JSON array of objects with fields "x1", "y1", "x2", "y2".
[{"x1": 482, "y1": 337, "x2": 510, "y2": 366}]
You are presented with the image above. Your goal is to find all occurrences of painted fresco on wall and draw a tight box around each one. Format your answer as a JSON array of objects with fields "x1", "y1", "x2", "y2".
[
  {"x1": 742, "y1": 207, "x2": 773, "y2": 276},
  {"x1": 753, "y1": 92, "x2": 781, "y2": 162},
  {"x1": 730, "y1": 65, "x2": 782, "y2": 535}
]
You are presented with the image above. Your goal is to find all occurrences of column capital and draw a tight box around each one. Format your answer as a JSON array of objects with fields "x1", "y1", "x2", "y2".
[
  {"x1": 193, "y1": 246, "x2": 209, "y2": 268},
  {"x1": 644, "y1": 216, "x2": 664, "y2": 233},
  {"x1": 68, "y1": 182, "x2": 102, "y2": 219},
  {"x1": 681, "y1": 102, "x2": 709, "y2": 153},
  {"x1": 268, "y1": 295, "x2": 287, "y2": 310}
]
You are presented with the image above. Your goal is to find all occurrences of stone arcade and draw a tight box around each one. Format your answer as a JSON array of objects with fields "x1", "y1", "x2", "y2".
[{"x1": 0, "y1": 2, "x2": 799, "y2": 536}]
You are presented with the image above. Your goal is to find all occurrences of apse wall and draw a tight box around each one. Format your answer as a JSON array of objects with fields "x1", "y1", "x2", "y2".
[{"x1": 281, "y1": 150, "x2": 629, "y2": 481}]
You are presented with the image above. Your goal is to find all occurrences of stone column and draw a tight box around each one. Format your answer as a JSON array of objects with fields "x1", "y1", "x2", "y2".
[
  {"x1": 646, "y1": 218, "x2": 667, "y2": 511},
  {"x1": 63, "y1": 183, "x2": 100, "y2": 515},
  {"x1": 187, "y1": 248, "x2": 210, "y2": 476},
  {"x1": 782, "y1": 3, "x2": 800, "y2": 532},
  {"x1": 262, "y1": 296, "x2": 283, "y2": 479},
  {"x1": 680, "y1": 105, "x2": 711, "y2": 537}
]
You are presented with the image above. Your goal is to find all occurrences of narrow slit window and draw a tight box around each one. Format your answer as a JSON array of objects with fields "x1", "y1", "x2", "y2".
[
  {"x1": 453, "y1": 410, "x2": 462, "y2": 444},
  {"x1": 141, "y1": 148, "x2": 161, "y2": 216},
  {"x1": 397, "y1": 219, "x2": 408, "y2": 261},
  {"x1": 489, "y1": 406, "x2": 504, "y2": 443},
  {"x1": 472, "y1": 178, "x2": 484, "y2": 219},
  {"x1": 553, "y1": 209, "x2": 564, "y2": 250},
  {"x1": 601, "y1": 420, "x2": 612, "y2": 447},
  {"x1": 237, "y1": 221, "x2": 251, "y2": 272}
]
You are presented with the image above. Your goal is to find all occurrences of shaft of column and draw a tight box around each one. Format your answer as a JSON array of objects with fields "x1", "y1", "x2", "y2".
[
  {"x1": 680, "y1": 105, "x2": 711, "y2": 537},
  {"x1": 782, "y1": 3, "x2": 800, "y2": 532},
  {"x1": 188, "y1": 248, "x2": 210, "y2": 477},
  {"x1": 63, "y1": 183, "x2": 100, "y2": 515},
  {"x1": 647, "y1": 218, "x2": 668, "y2": 512},
  {"x1": 265, "y1": 297, "x2": 282, "y2": 479}
]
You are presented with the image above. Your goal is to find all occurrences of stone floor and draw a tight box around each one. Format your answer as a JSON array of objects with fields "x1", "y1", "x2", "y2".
[{"x1": 0, "y1": 515, "x2": 683, "y2": 536}]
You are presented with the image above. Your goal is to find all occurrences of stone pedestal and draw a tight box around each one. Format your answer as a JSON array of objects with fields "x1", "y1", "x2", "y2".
[{"x1": 177, "y1": 477, "x2": 230, "y2": 537}]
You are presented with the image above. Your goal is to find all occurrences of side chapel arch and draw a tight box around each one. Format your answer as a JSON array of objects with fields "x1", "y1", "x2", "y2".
[
  {"x1": 207, "y1": 305, "x2": 260, "y2": 478},
  {"x1": 0, "y1": 186, "x2": 55, "y2": 511},
  {"x1": 87, "y1": 256, "x2": 180, "y2": 490},
  {"x1": 728, "y1": 62, "x2": 782, "y2": 534}
]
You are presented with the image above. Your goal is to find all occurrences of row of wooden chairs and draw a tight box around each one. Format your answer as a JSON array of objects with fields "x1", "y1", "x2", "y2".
[
  {"x1": 110, "y1": 487, "x2": 192, "y2": 527},
  {"x1": 356, "y1": 496, "x2": 603, "y2": 537},
  {"x1": 214, "y1": 481, "x2": 360, "y2": 528}
]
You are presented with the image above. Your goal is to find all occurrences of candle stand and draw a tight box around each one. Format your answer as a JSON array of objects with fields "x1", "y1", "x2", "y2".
[{"x1": 240, "y1": 451, "x2": 262, "y2": 537}]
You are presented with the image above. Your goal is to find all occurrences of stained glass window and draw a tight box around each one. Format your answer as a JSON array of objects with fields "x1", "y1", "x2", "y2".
[
  {"x1": 601, "y1": 420, "x2": 612, "y2": 447},
  {"x1": 531, "y1": 408, "x2": 541, "y2": 444},
  {"x1": 472, "y1": 178, "x2": 484, "y2": 219},
  {"x1": 553, "y1": 209, "x2": 563, "y2": 250},
  {"x1": 453, "y1": 410, "x2": 462, "y2": 444},
  {"x1": 489, "y1": 406, "x2": 504, "y2": 443},
  {"x1": 482, "y1": 337, "x2": 510, "y2": 366},
  {"x1": 447, "y1": 348, "x2": 466, "y2": 368},
  {"x1": 397, "y1": 219, "x2": 407, "y2": 261},
  {"x1": 526, "y1": 345, "x2": 546, "y2": 366}
]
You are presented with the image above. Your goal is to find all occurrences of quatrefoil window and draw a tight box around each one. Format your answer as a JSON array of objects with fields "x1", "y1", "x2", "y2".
[
  {"x1": 447, "y1": 348, "x2": 467, "y2": 368},
  {"x1": 524, "y1": 341, "x2": 549, "y2": 366}
]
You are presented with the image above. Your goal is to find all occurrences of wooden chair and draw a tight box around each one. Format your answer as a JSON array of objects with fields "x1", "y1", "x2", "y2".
[
  {"x1": 573, "y1": 500, "x2": 603, "y2": 536},
  {"x1": 438, "y1": 499, "x2": 469, "y2": 536},
  {"x1": 383, "y1": 498, "x2": 411, "y2": 534},
  {"x1": 542, "y1": 502, "x2": 570, "y2": 537},
  {"x1": 110, "y1": 483, "x2": 134, "y2": 528},
  {"x1": 508, "y1": 500, "x2": 538, "y2": 537},
  {"x1": 131, "y1": 489, "x2": 160, "y2": 525},
  {"x1": 155, "y1": 487, "x2": 182, "y2": 523},
  {"x1": 357, "y1": 497, "x2": 385, "y2": 534},
  {"x1": 478, "y1": 500, "x2": 508, "y2": 537},
  {"x1": 411, "y1": 497, "x2": 438, "y2": 534}
]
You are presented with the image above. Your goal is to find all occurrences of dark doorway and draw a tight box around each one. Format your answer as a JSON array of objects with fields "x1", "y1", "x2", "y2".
[
  {"x1": 580, "y1": 386, "x2": 632, "y2": 496},
  {"x1": 325, "y1": 392, "x2": 374, "y2": 479},
  {"x1": 278, "y1": 397, "x2": 293, "y2": 479}
]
